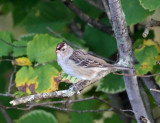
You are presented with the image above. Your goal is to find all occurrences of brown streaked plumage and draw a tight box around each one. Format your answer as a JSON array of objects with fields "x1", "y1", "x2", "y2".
[{"x1": 56, "y1": 42, "x2": 132, "y2": 80}]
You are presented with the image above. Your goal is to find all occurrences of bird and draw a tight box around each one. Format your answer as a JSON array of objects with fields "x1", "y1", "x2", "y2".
[{"x1": 56, "y1": 42, "x2": 132, "y2": 80}]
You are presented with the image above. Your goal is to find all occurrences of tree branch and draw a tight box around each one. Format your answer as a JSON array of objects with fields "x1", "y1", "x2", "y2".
[
  {"x1": 84, "y1": 0, "x2": 104, "y2": 11},
  {"x1": 139, "y1": 81, "x2": 155, "y2": 123},
  {"x1": 61, "y1": 0, "x2": 113, "y2": 34},
  {"x1": 108, "y1": 0, "x2": 149, "y2": 122},
  {"x1": 7, "y1": 66, "x2": 16, "y2": 93},
  {"x1": 143, "y1": 18, "x2": 160, "y2": 38},
  {"x1": 141, "y1": 76, "x2": 160, "y2": 106},
  {"x1": 0, "y1": 38, "x2": 26, "y2": 48},
  {"x1": 10, "y1": 70, "x2": 110, "y2": 106}
]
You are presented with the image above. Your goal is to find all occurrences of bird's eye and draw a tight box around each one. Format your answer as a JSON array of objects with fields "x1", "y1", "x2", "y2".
[{"x1": 61, "y1": 48, "x2": 65, "y2": 51}]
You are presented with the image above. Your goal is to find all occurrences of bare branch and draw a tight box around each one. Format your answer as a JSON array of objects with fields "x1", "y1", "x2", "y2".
[
  {"x1": 84, "y1": 0, "x2": 104, "y2": 11},
  {"x1": 143, "y1": 19, "x2": 160, "y2": 38},
  {"x1": 113, "y1": 71, "x2": 160, "y2": 78},
  {"x1": 0, "y1": 93, "x2": 14, "y2": 97},
  {"x1": 69, "y1": 20, "x2": 84, "y2": 38},
  {"x1": 10, "y1": 69, "x2": 111, "y2": 106},
  {"x1": 101, "y1": 0, "x2": 111, "y2": 22},
  {"x1": 150, "y1": 88, "x2": 160, "y2": 93},
  {"x1": 142, "y1": 76, "x2": 160, "y2": 106},
  {"x1": 61, "y1": 0, "x2": 113, "y2": 34},
  {"x1": 7, "y1": 66, "x2": 17, "y2": 93},
  {"x1": 0, "y1": 38, "x2": 26, "y2": 48},
  {"x1": 108, "y1": 0, "x2": 149, "y2": 122},
  {"x1": 0, "y1": 101, "x2": 12, "y2": 123},
  {"x1": 139, "y1": 81, "x2": 155, "y2": 123},
  {"x1": 45, "y1": 105, "x2": 113, "y2": 113}
]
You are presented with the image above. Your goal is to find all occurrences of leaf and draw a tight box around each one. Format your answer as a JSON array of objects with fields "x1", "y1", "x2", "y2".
[
  {"x1": 21, "y1": 0, "x2": 73, "y2": 33},
  {"x1": 11, "y1": 0, "x2": 39, "y2": 25},
  {"x1": 13, "y1": 41, "x2": 28, "y2": 57},
  {"x1": 0, "y1": 31, "x2": 13, "y2": 57},
  {"x1": 12, "y1": 57, "x2": 32, "y2": 66},
  {"x1": 139, "y1": 0, "x2": 160, "y2": 11},
  {"x1": 96, "y1": 73, "x2": 125, "y2": 94},
  {"x1": 61, "y1": 71, "x2": 80, "y2": 83},
  {"x1": 74, "y1": 0, "x2": 102, "y2": 18},
  {"x1": 84, "y1": 26, "x2": 117, "y2": 58},
  {"x1": 104, "y1": 113, "x2": 124, "y2": 123},
  {"x1": 121, "y1": 0, "x2": 154, "y2": 25},
  {"x1": 17, "y1": 110, "x2": 57, "y2": 123},
  {"x1": 13, "y1": 91, "x2": 29, "y2": 98},
  {"x1": 71, "y1": 100, "x2": 101, "y2": 123},
  {"x1": 27, "y1": 34, "x2": 62, "y2": 64},
  {"x1": 134, "y1": 39, "x2": 159, "y2": 74},
  {"x1": 15, "y1": 64, "x2": 60, "y2": 94}
]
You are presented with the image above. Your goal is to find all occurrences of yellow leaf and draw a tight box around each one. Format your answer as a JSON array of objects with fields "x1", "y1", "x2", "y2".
[{"x1": 12, "y1": 57, "x2": 32, "y2": 66}]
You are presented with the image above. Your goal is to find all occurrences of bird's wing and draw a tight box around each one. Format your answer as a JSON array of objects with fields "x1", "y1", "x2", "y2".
[{"x1": 69, "y1": 50, "x2": 114, "y2": 68}]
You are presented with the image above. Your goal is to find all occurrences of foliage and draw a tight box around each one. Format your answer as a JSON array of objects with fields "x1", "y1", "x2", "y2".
[
  {"x1": 16, "y1": 110, "x2": 57, "y2": 123},
  {"x1": 0, "y1": 0, "x2": 160, "y2": 122}
]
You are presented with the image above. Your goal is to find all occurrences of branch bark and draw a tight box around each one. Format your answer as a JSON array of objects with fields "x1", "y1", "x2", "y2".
[
  {"x1": 108, "y1": 0, "x2": 149, "y2": 122},
  {"x1": 142, "y1": 76, "x2": 160, "y2": 106}
]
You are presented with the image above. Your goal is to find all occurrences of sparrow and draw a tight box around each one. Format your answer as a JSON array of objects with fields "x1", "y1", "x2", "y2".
[{"x1": 56, "y1": 42, "x2": 131, "y2": 80}]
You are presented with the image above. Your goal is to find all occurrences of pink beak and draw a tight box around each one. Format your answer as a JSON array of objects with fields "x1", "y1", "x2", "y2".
[{"x1": 56, "y1": 50, "x2": 60, "y2": 53}]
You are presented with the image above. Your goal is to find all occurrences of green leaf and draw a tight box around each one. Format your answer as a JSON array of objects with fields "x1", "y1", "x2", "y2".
[
  {"x1": 13, "y1": 91, "x2": 29, "y2": 98},
  {"x1": 84, "y1": 26, "x2": 117, "y2": 58},
  {"x1": 17, "y1": 110, "x2": 57, "y2": 123},
  {"x1": 121, "y1": 0, "x2": 154, "y2": 25},
  {"x1": 11, "y1": 0, "x2": 39, "y2": 25},
  {"x1": 139, "y1": 0, "x2": 160, "y2": 11},
  {"x1": 134, "y1": 39, "x2": 159, "y2": 75},
  {"x1": 104, "y1": 113, "x2": 124, "y2": 123},
  {"x1": 27, "y1": 34, "x2": 62, "y2": 64},
  {"x1": 0, "y1": 31, "x2": 13, "y2": 57},
  {"x1": 15, "y1": 64, "x2": 60, "y2": 94},
  {"x1": 21, "y1": 0, "x2": 73, "y2": 33},
  {"x1": 13, "y1": 41, "x2": 27, "y2": 57},
  {"x1": 71, "y1": 100, "x2": 101, "y2": 123},
  {"x1": 61, "y1": 71, "x2": 80, "y2": 83},
  {"x1": 74, "y1": 0, "x2": 102, "y2": 18},
  {"x1": 96, "y1": 74, "x2": 125, "y2": 94},
  {"x1": 13, "y1": 33, "x2": 35, "y2": 57},
  {"x1": 33, "y1": 64, "x2": 59, "y2": 93}
]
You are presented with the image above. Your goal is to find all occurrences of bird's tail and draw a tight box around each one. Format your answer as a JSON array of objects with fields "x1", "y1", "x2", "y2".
[{"x1": 104, "y1": 64, "x2": 134, "y2": 71}]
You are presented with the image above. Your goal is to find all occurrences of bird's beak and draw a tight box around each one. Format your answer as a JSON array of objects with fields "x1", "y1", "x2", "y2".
[{"x1": 56, "y1": 50, "x2": 60, "y2": 53}]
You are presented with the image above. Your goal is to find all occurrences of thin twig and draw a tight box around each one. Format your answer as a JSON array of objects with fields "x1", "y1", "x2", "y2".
[
  {"x1": 0, "y1": 59, "x2": 12, "y2": 62},
  {"x1": 113, "y1": 72, "x2": 160, "y2": 78},
  {"x1": 143, "y1": 19, "x2": 160, "y2": 38},
  {"x1": 139, "y1": 81, "x2": 155, "y2": 123},
  {"x1": 69, "y1": 20, "x2": 84, "y2": 38},
  {"x1": 101, "y1": 0, "x2": 111, "y2": 23},
  {"x1": 44, "y1": 105, "x2": 113, "y2": 113},
  {"x1": 84, "y1": 0, "x2": 104, "y2": 11},
  {"x1": 0, "y1": 38, "x2": 26, "y2": 48},
  {"x1": 0, "y1": 93, "x2": 14, "y2": 97},
  {"x1": 61, "y1": 0, "x2": 113, "y2": 34},
  {"x1": 7, "y1": 66, "x2": 17, "y2": 93},
  {"x1": 0, "y1": 102, "x2": 12, "y2": 123},
  {"x1": 150, "y1": 88, "x2": 160, "y2": 93}
]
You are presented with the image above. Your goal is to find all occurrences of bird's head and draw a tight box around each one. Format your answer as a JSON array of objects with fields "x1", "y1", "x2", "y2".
[{"x1": 56, "y1": 42, "x2": 73, "y2": 58}]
